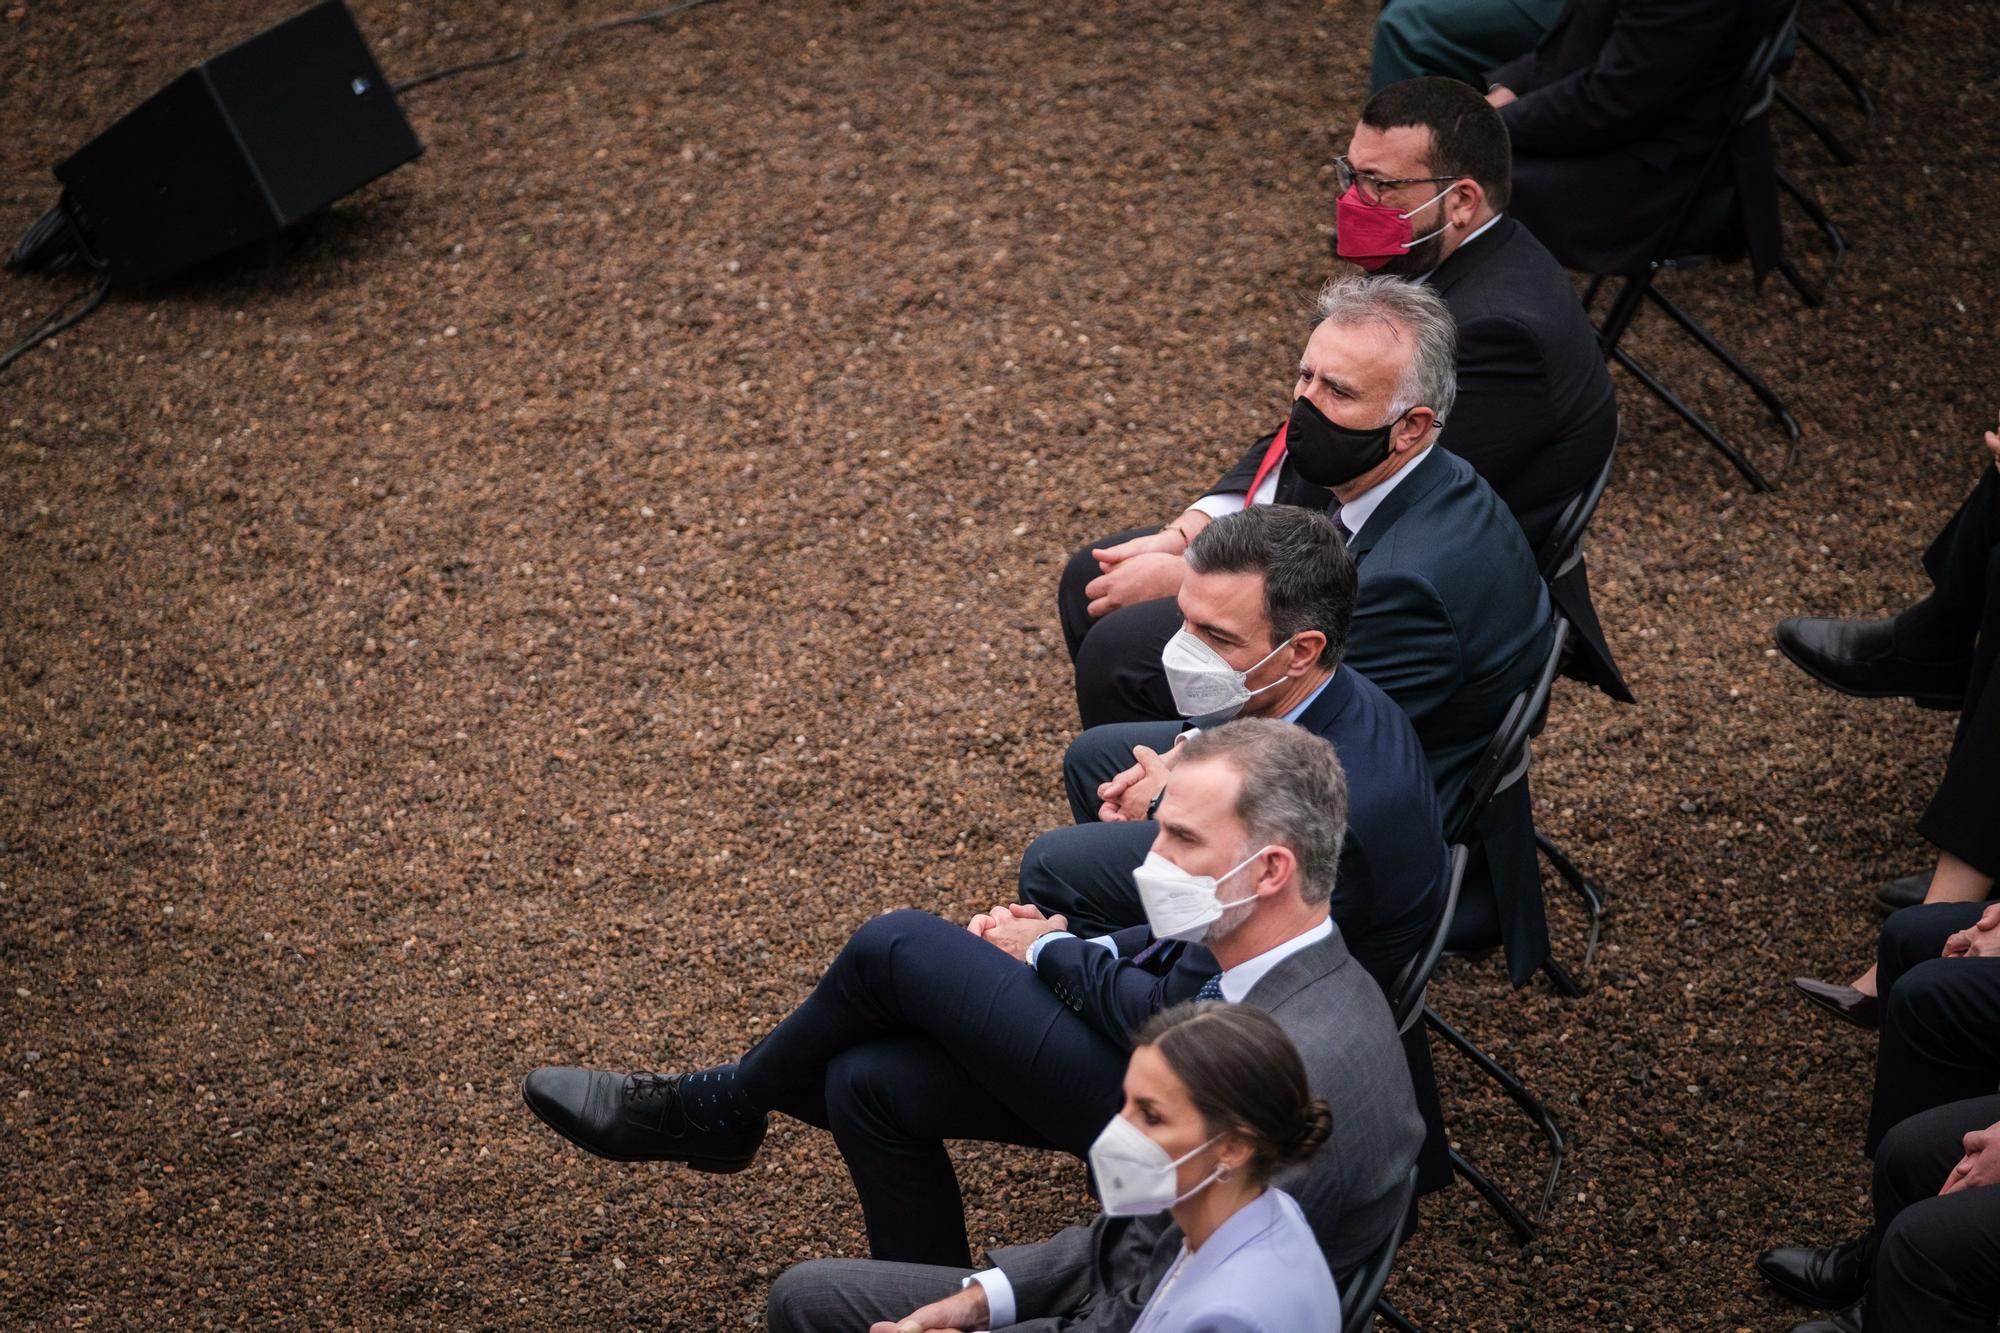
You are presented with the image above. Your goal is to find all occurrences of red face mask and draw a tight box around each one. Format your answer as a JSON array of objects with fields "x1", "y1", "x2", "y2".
[{"x1": 1334, "y1": 183, "x2": 1452, "y2": 271}]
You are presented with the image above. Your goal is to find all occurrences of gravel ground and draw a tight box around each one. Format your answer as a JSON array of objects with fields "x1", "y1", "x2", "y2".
[{"x1": 2, "y1": 1, "x2": 1996, "y2": 1328}]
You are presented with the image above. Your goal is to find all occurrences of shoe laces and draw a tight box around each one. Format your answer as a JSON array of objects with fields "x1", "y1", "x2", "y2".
[{"x1": 623, "y1": 1072, "x2": 691, "y2": 1136}]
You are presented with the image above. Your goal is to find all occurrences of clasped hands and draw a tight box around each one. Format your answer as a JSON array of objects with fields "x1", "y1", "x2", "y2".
[
  {"x1": 1096, "y1": 743, "x2": 1176, "y2": 822},
  {"x1": 1083, "y1": 528, "x2": 1191, "y2": 620},
  {"x1": 1942, "y1": 1119, "x2": 2000, "y2": 1197},
  {"x1": 1941, "y1": 903, "x2": 2000, "y2": 959},
  {"x1": 968, "y1": 901, "x2": 1069, "y2": 961}
]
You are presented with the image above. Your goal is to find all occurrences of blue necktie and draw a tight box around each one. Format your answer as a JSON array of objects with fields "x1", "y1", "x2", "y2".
[{"x1": 1196, "y1": 974, "x2": 1225, "y2": 1002}]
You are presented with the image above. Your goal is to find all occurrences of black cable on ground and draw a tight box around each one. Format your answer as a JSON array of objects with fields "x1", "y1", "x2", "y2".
[
  {"x1": 393, "y1": 0, "x2": 727, "y2": 94},
  {"x1": 0, "y1": 269, "x2": 111, "y2": 378}
]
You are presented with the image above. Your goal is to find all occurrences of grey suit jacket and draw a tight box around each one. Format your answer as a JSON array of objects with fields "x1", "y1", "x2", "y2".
[{"x1": 986, "y1": 929, "x2": 1422, "y2": 1332}]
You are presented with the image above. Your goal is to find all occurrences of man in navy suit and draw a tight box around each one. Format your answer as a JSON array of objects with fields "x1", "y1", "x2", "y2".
[
  {"x1": 1023, "y1": 503, "x2": 1446, "y2": 996},
  {"x1": 1025, "y1": 504, "x2": 1454, "y2": 1193},
  {"x1": 1064, "y1": 80, "x2": 1625, "y2": 709},
  {"x1": 520, "y1": 721, "x2": 1422, "y2": 1285},
  {"x1": 1064, "y1": 276, "x2": 1551, "y2": 833}
]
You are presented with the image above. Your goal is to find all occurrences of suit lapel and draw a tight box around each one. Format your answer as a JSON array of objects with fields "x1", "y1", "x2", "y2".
[
  {"x1": 1243, "y1": 931, "x2": 1349, "y2": 1012},
  {"x1": 1293, "y1": 668, "x2": 1355, "y2": 739},
  {"x1": 1133, "y1": 1194, "x2": 1283, "y2": 1332},
  {"x1": 1426, "y1": 214, "x2": 1515, "y2": 297},
  {"x1": 1348, "y1": 446, "x2": 1453, "y2": 560}
]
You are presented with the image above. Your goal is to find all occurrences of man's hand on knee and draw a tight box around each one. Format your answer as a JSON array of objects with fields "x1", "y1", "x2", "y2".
[
  {"x1": 1083, "y1": 550, "x2": 1186, "y2": 619},
  {"x1": 967, "y1": 903, "x2": 1069, "y2": 960},
  {"x1": 870, "y1": 1282, "x2": 989, "y2": 1333},
  {"x1": 1097, "y1": 745, "x2": 1172, "y2": 822},
  {"x1": 1942, "y1": 903, "x2": 2000, "y2": 958},
  {"x1": 1941, "y1": 1120, "x2": 2000, "y2": 1195}
]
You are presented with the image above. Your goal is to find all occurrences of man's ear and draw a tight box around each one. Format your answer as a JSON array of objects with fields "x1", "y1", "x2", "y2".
[
  {"x1": 1446, "y1": 178, "x2": 1485, "y2": 230},
  {"x1": 1285, "y1": 630, "x2": 1327, "y2": 676},
  {"x1": 1255, "y1": 845, "x2": 1298, "y2": 897},
  {"x1": 1393, "y1": 407, "x2": 1437, "y2": 453}
]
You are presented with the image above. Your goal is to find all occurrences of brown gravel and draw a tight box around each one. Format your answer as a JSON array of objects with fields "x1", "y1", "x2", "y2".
[{"x1": 3, "y1": 1, "x2": 1997, "y2": 1328}]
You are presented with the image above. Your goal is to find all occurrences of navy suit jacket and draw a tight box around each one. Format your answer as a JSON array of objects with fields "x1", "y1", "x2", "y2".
[
  {"x1": 1343, "y1": 446, "x2": 1551, "y2": 828},
  {"x1": 1209, "y1": 221, "x2": 1628, "y2": 700},
  {"x1": 1036, "y1": 666, "x2": 1449, "y2": 1020}
]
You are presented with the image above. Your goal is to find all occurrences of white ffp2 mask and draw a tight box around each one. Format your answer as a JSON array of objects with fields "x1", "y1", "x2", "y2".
[
  {"x1": 1161, "y1": 628, "x2": 1294, "y2": 719},
  {"x1": 1132, "y1": 846, "x2": 1271, "y2": 944},
  {"x1": 1088, "y1": 1112, "x2": 1224, "y2": 1216}
]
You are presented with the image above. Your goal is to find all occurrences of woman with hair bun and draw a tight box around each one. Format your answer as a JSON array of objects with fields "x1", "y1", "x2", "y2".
[
  {"x1": 1105, "y1": 1000, "x2": 1340, "y2": 1332},
  {"x1": 856, "y1": 999, "x2": 1341, "y2": 1333}
]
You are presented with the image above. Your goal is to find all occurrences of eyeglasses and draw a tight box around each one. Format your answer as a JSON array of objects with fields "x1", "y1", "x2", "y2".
[{"x1": 1333, "y1": 155, "x2": 1461, "y2": 206}]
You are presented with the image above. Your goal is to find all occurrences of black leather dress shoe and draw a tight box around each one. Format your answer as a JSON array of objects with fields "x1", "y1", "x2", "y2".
[
  {"x1": 1791, "y1": 978, "x2": 1880, "y2": 1030},
  {"x1": 1788, "y1": 1299, "x2": 1865, "y2": 1333},
  {"x1": 1872, "y1": 871, "x2": 1931, "y2": 917},
  {"x1": 1757, "y1": 1239, "x2": 1869, "y2": 1308},
  {"x1": 1775, "y1": 616, "x2": 1968, "y2": 709},
  {"x1": 522, "y1": 1065, "x2": 767, "y2": 1172}
]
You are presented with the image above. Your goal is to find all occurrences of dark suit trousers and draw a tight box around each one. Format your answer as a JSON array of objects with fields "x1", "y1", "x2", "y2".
[
  {"x1": 1916, "y1": 467, "x2": 2000, "y2": 879},
  {"x1": 1058, "y1": 531, "x2": 1185, "y2": 727},
  {"x1": 1865, "y1": 1095, "x2": 2000, "y2": 1333},
  {"x1": 1867, "y1": 902, "x2": 2000, "y2": 1154},
  {"x1": 735, "y1": 910, "x2": 1127, "y2": 1268}
]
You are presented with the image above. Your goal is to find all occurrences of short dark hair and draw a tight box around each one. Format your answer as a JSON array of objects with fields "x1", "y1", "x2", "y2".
[
  {"x1": 1185, "y1": 506, "x2": 1356, "y2": 669},
  {"x1": 1135, "y1": 1001, "x2": 1334, "y2": 1187},
  {"x1": 1359, "y1": 76, "x2": 1512, "y2": 211}
]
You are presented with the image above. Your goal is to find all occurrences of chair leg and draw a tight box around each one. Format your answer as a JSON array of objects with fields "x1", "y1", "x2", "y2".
[
  {"x1": 1542, "y1": 956, "x2": 1586, "y2": 999},
  {"x1": 1593, "y1": 271, "x2": 1652, "y2": 355},
  {"x1": 1580, "y1": 272, "x2": 1608, "y2": 315},
  {"x1": 1798, "y1": 25, "x2": 1877, "y2": 115},
  {"x1": 1778, "y1": 169, "x2": 1849, "y2": 268},
  {"x1": 1838, "y1": 0, "x2": 1891, "y2": 38},
  {"x1": 1425, "y1": 1006, "x2": 1567, "y2": 1225},
  {"x1": 1777, "y1": 256, "x2": 1824, "y2": 308},
  {"x1": 1776, "y1": 85, "x2": 1860, "y2": 166},
  {"x1": 1536, "y1": 829, "x2": 1605, "y2": 976},
  {"x1": 1376, "y1": 1297, "x2": 1423, "y2": 1333},
  {"x1": 1450, "y1": 1147, "x2": 1538, "y2": 1245},
  {"x1": 1641, "y1": 287, "x2": 1803, "y2": 440},
  {"x1": 1609, "y1": 346, "x2": 1777, "y2": 492}
]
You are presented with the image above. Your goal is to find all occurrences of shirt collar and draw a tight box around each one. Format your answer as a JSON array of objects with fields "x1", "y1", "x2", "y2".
[
  {"x1": 1278, "y1": 670, "x2": 1335, "y2": 725},
  {"x1": 1416, "y1": 210, "x2": 1504, "y2": 284},
  {"x1": 1218, "y1": 916, "x2": 1334, "y2": 1003},
  {"x1": 1333, "y1": 444, "x2": 1431, "y2": 541}
]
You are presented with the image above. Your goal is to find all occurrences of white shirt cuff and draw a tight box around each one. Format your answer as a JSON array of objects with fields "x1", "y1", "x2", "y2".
[
  {"x1": 1188, "y1": 492, "x2": 1248, "y2": 519},
  {"x1": 966, "y1": 1268, "x2": 1017, "y2": 1328},
  {"x1": 1025, "y1": 930, "x2": 1076, "y2": 968},
  {"x1": 1087, "y1": 933, "x2": 1119, "y2": 959}
]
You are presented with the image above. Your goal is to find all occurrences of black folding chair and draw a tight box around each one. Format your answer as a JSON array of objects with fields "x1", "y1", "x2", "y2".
[
  {"x1": 1388, "y1": 844, "x2": 1469, "y2": 1037},
  {"x1": 1339, "y1": 1164, "x2": 1422, "y2": 1333},
  {"x1": 1421, "y1": 613, "x2": 1600, "y2": 1243},
  {"x1": 1584, "y1": 1, "x2": 1805, "y2": 493},
  {"x1": 1531, "y1": 448, "x2": 1615, "y2": 962}
]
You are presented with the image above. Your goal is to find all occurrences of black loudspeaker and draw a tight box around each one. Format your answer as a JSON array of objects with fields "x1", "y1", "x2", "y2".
[{"x1": 50, "y1": 0, "x2": 422, "y2": 286}]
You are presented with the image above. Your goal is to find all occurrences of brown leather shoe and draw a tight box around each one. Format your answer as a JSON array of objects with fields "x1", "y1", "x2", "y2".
[{"x1": 1791, "y1": 977, "x2": 1880, "y2": 1030}]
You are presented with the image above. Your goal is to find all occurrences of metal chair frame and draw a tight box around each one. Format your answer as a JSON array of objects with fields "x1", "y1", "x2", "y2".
[
  {"x1": 1340, "y1": 1165, "x2": 1422, "y2": 1333},
  {"x1": 1586, "y1": 3, "x2": 1805, "y2": 493}
]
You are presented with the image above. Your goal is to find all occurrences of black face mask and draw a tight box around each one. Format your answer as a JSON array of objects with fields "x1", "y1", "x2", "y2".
[{"x1": 1285, "y1": 394, "x2": 1403, "y2": 489}]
